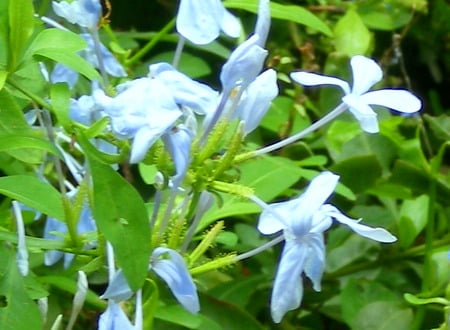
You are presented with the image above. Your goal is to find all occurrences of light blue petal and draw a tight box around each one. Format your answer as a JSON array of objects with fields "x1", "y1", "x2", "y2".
[
  {"x1": 302, "y1": 233, "x2": 325, "y2": 291},
  {"x1": 176, "y1": 0, "x2": 222, "y2": 45},
  {"x1": 290, "y1": 72, "x2": 350, "y2": 94},
  {"x1": 360, "y1": 89, "x2": 422, "y2": 114},
  {"x1": 80, "y1": 34, "x2": 127, "y2": 77},
  {"x1": 101, "y1": 269, "x2": 133, "y2": 302},
  {"x1": 237, "y1": 69, "x2": 278, "y2": 135},
  {"x1": 151, "y1": 247, "x2": 200, "y2": 314},
  {"x1": 257, "y1": 199, "x2": 296, "y2": 235},
  {"x1": 130, "y1": 127, "x2": 162, "y2": 163},
  {"x1": 271, "y1": 240, "x2": 307, "y2": 323},
  {"x1": 161, "y1": 126, "x2": 193, "y2": 187},
  {"x1": 324, "y1": 205, "x2": 397, "y2": 243},
  {"x1": 254, "y1": 0, "x2": 270, "y2": 47},
  {"x1": 350, "y1": 55, "x2": 382, "y2": 96},
  {"x1": 98, "y1": 301, "x2": 135, "y2": 330},
  {"x1": 220, "y1": 6, "x2": 241, "y2": 39},
  {"x1": 289, "y1": 171, "x2": 339, "y2": 236},
  {"x1": 52, "y1": 0, "x2": 101, "y2": 30},
  {"x1": 220, "y1": 35, "x2": 267, "y2": 91},
  {"x1": 342, "y1": 94, "x2": 379, "y2": 133},
  {"x1": 51, "y1": 63, "x2": 79, "y2": 88},
  {"x1": 149, "y1": 63, "x2": 218, "y2": 115}
]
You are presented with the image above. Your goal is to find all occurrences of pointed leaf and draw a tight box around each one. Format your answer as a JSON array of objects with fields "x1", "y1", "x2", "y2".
[
  {"x1": 8, "y1": 0, "x2": 35, "y2": 69},
  {"x1": 0, "y1": 175, "x2": 64, "y2": 220},
  {"x1": 0, "y1": 243, "x2": 43, "y2": 329},
  {"x1": 89, "y1": 158, "x2": 151, "y2": 291}
]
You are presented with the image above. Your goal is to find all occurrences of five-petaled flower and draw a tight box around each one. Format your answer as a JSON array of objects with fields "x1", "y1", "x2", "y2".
[
  {"x1": 257, "y1": 171, "x2": 397, "y2": 323},
  {"x1": 290, "y1": 55, "x2": 422, "y2": 133}
]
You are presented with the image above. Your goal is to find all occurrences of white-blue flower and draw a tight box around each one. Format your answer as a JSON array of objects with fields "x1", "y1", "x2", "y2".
[
  {"x1": 98, "y1": 300, "x2": 136, "y2": 330},
  {"x1": 94, "y1": 77, "x2": 182, "y2": 163},
  {"x1": 52, "y1": 0, "x2": 102, "y2": 31},
  {"x1": 257, "y1": 171, "x2": 397, "y2": 323},
  {"x1": 176, "y1": 0, "x2": 240, "y2": 45},
  {"x1": 290, "y1": 55, "x2": 422, "y2": 133},
  {"x1": 101, "y1": 247, "x2": 199, "y2": 314}
]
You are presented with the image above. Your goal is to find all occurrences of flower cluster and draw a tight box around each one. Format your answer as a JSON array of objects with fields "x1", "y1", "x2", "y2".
[{"x1": 8, "y1": 0, "x2": 426, "y2": 328}]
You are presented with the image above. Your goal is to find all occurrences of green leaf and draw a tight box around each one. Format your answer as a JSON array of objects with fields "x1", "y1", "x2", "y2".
[
  {"x1": 334, "y1": 8, "x2": 372, "y2": 56},
  {"x1": 357, "y1": 0, "x2": 415, "y2": 30},
  {"x1": 89, "y1": 158, "x2": 151, "y2": 291},
  {"x1": 0, "y1": 243, "x2": 43, "y2": 329},
  {"x1": 198, "y1": 293, "x2": 264, "y2": 330},
  {"x1": 0, "y1": 175, "x2": 64, "y2": 220},
  {"x1": 390, "y1": 160, "x2": 450, "y2": 205},
  {"x1": 398, "y1": 195, "x2": 428, "y2": 248},
  {"x1": 8, "y1": 0, "x2": 35, "y2": 69},
  {"x1": 0, "y1": 134, "x2": 61, "y2": 158},
  {"x1": 352, "y1": 301, "x2": 413, "y2": 330},
  {"x1": 341, "y1": 279, "x2": 400, "y2": 326},
  {"x1": 148, "y1": 51, "x2": 211, "y2": 78},
  {"x1": 50, "y1": 82, "x2": 71, "y2": 129},
  {"x1": 0, "y1": 89, "x2": 30, "y2": 133},
  {"x1": 0, "y1": 70, "x2": 7, "y2": 90},
  {"x1": 24, "y1": 28, "x2": 100, "y2": 81},
  {"x1": 331, "y1": 155, "x2": 382, "y2": 193},
  {"x1": 224, "y1": 0, "x2": 332, "y2": 36}
]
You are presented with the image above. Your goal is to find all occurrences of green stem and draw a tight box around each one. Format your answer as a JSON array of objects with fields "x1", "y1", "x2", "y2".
[{"x1": 126, "y1": 19, "x2": 175, "y2": 66}]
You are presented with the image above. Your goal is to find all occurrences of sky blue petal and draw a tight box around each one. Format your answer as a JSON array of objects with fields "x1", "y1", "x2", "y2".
[
  {"x1": 350, "y1": 55, "x2": 383, "y2": 96},
  {"x1": 323, "y1": 205, "x2": 397, "y2": 243},
  {"x1": 176, "y1": 0, "x2": 222, "y2": 45},
  {"x1": 80, "y1": 34, "x2": 127, "y2": 77},
  {"x1": 151, "y1": 247, "x2": 200, "y2": 314},
  {"x1": 51, "y1": 63, "x2": 79, "y2": 88},
  {"x1": 254, "y1": 0, "x2": 270, "y2": 47},
  {"x1": 237, "y1": 69, "x2": 278, "y2": 135},
  {"x1": 101, "y1": 269, "x2": 134, "y2": 302},
  {"x1": 220, "y1": 35, "x2": 267, "y2": 91},
  {"x1": 98, "y1": 300, "x2": 135, "y2": 330},
  {"x1": 360, "y1": 89, "x2": 422, "y2": 114},
  {"x1": 257, "y1": 199, "x2": 296, "y2": 235},
  {"x1": 149, "y1": 63, "x2": 218, "y2": 115},
  {"x1": 220, "y1": 6, "x2": 241, "y2": 39},
  {"x1": 52, "y1": 0, "x2": 101, "y2": 30},
  {"x1": 290, "y1": 72, "x2": 350, "y2": 94},
  {"x1": 302, "y1": 233, "x2": 325, "y2": 292},
  {"x1": 342, "y1": 94, "x2": 379, "y2": 133},
  {"x1": 161, "y1": 126, "x2": 193, "y2": 187},
  {"x1": 271, "y1": 240, "x2": 307, "y2": 323}
]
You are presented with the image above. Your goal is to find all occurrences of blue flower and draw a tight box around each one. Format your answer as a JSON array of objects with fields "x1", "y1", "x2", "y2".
[
  {"x1": 257, "y1": 171, "x2": 397, "y2": 322},
  {"x1": 176, "y1": 0, "x2": 240, "y2": 45},
  {"x1": 290, "y1": 55, "x2": 422, "y2": 133},
  {"x1": 52, "y1": 0, "x2": 102, "y2": 31},
  {"x1": 98, "y1": 301, "x2": 136, "y2": 330},
  {"x1": 101, "y1": 247, "x2": 199, "y2": 314},
  {"x1": 94, "y1": 77, "x2": 182, "y2": 163}
]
